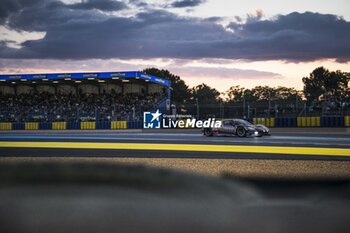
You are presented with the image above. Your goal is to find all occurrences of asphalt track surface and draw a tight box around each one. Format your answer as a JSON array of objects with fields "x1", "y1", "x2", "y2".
[
  {"x1": 1, "y1": 128, "x2": 350, "y2": 160},
  {"x1": 2, "y1": 130, "x2": 350, "y2": 233},
  {"x1": 2, "y1": 129, "x2": 350, "y2": 233}
]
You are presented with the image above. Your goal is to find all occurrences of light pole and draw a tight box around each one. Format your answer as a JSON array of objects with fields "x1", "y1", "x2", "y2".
[
  {"x1": 322, "y1": 87, "x2": 327, "y2": 115},
  {"x1": 247, "y1": 104, "x2": 250, "y2": 119},
  {"x1": 295, "y1": 92, "x2": 298, "y2": 113},
  {"x1": 196, "y1": 98, "x2": 199, "y2": 119},
  {"x1": 243, "y1": 96, "x2": 246, "y2": 117},
  {"x1": 268, "y1": 92, "x2": 271, "y2": 118},
  {"x1": 219, "y1": 101, "x2": 225, "y2": 119},
  {"x1": 222, "y1": 102, "x2": 224, "y2": 119}
]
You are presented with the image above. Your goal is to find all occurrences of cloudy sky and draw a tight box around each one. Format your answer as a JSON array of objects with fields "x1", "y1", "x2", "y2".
[{"x1": 0, "y1": 0, "x2": 349, "y2": 91}]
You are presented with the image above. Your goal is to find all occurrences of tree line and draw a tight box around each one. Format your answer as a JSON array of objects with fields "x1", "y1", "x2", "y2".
[{"x1": 144, "y1": 67, "x2": 350, "y2": 105}]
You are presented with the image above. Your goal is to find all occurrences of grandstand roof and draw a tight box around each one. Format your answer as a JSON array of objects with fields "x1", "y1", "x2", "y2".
[{"x1": 0, "y1": 71, "x2": 169, "y2": 87}]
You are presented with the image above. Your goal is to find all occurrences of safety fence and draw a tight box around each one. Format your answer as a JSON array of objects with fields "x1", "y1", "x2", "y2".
[
  {"x1": 0, "y1": 116, "x2": 349, "y2": 130},
  {"x1": 253, "y1": 116, "x2": 350, "y2": 127},
  {"x1": 174, "y1": 101, "x2": 350, "y2": 119},
  {"x1": 0, "y1": 121, "x2": 143, "y2": 130}
]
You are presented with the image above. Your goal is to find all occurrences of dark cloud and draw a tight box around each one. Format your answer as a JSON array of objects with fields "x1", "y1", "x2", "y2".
[
  {"x1": 128, "y1": 0, "x2": 148, "y2": 7},
  {"x1": 170, "y1": 0, "x2": 206, "y2": 8},
  {"x1": 204, "y1": 16, "x2": 223, "y2": 22},
  {"x1": 0, "y1": 1, "x2": 350, "y2": 62},
  {"x1": 0, "y1": 0, "x2": 20, "y2": 24},
  {"x1": 226, "y1": 12, "x2": 350, "y2": 62},
  {"x1": 69, "y1": 0, "x2": 128, "y2": 12},
  {"x1": 7, "y1": 0, "x2": 108, "y2": 32},
  {"x1": 0, "y1": 0, "x2": 43, "y2": 24}
]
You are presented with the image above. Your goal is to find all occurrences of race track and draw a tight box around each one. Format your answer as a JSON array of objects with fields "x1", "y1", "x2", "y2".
[
  {"x1": 1, "y1": 129, "x2": 350, "y2": 178},
  {"x1": 0, "y1": 129, "x2": 350, "y2": 160}
]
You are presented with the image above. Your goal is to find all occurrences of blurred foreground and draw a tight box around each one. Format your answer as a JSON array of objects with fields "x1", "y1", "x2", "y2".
[{"x1": 0, "y1": 161, "x2": 350, "y2": 233}]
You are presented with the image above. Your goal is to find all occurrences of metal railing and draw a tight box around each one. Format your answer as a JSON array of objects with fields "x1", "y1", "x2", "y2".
[{"x1": 173, "y1": 100, "x2": 350, "y2": 119}]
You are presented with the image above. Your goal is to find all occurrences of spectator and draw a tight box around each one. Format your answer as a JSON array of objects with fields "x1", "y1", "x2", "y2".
[{"x1": 0, "y1": 91, "x2": 166, "y2": 122}]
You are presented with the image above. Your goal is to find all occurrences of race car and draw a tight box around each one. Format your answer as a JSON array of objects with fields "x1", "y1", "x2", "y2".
[{"x1": 202, "y1": 119, "x2": 270, "y2": 137}]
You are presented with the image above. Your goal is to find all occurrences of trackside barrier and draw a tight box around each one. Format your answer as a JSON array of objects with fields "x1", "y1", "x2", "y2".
[
  {"x1": 67, "y1": 122, "x2": 80, "y2": 130},
  {"x1": 2, "y1": 117, "x2": 348, "y2": 130},
  {"x1": 321, "y1": 116, "x2": 343, "y2": 127},
  {"x1": 96, "y1": 121, "x2": 111, "y2": 130},
  {"x1": 80, "y1": 122, "x2": 96, "y2": 130},
  {"x1": 12, "y1": 122, "x2": 24, "y2": 130},
  {"x1": 127, "y1": 121, "x2": 143, "y2": 129},
  {"x1": 345, "y1": 116, "x2": 350, "y2": 127},
  {"x1": 0, "y1": 122, "x2": 12, "y2": 130},
  {"x1": 267, "y1": 118, "x2": 275, "y2": 127},
  {"x1": 111, "y1": 121, "x2": 127, "y2": 129},
  {"x1": 297, "y1": 117, "x2": 320, "y2": 127},
  {"x1": 39, "y1": 122, "x2": 52, "y2": 130},
  {"x1": 253, "y1": 118, "x2": 261, "y2": 125},
  {"x1": 25, "y1": 122, "x2": 39, "y2": 130},
  {"x1": 52, "y1": 122, "x2": 67, "y2": 130},
  {"x1": 275, "y1": 118, "x2": 297, "y2": 127},
  {"x1": 253, "y1": 118, "x2": 275, "y2": 127}
]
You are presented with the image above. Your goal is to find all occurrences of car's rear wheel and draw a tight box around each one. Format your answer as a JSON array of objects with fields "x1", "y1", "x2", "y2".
[
  {"x1": 236, "y1": 126, "x2": 246, "y2": 137},
  {"x1": 203, "y1": 128, "x2": 213, "y2": 137}
]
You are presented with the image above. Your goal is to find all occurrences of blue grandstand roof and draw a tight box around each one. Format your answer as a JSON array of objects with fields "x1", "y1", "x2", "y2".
[{"x1": 0, "y1": 71, "x2": 169, "y2": 87}]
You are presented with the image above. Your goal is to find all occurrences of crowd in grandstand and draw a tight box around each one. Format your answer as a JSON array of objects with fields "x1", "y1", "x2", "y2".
[
  {"x1": 0, "y1": 90, "x2": 166, "y2": 122},
  {"x1": 1, "y1": 89, "x2": 349, "y2": 122}
]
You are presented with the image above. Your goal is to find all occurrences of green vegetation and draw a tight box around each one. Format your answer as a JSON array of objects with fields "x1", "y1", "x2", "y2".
[
  {"x1": 145, "y1": 67, "x2": 350, "y2": 105},
  {"x1": 302, "y1": 67, "x2": 349, "y2": 103}
]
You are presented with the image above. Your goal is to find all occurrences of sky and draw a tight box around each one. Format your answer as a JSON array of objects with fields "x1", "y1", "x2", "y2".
[{"x1": 0, "y1": 0, "x2": 349, "y2": 92}]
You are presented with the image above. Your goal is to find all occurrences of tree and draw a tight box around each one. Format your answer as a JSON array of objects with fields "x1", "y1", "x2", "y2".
[
  {"x1": 250, "y1": 86, "x2": 276, "y2": 101},
  {"x1": 143, "y1": 68, "x2": 190, "y2": 103},
  {"x1": 190, "y1": 83, "x2": 221, "y2": 118},
  {"x1": 190, "y1": 83, "x2": 221, "y2": 104},
  {"x1": 226, "y1": 85, "x2": 302, "y2": 103},
  {"x1": 225, "y1": 85, "x2": 258, "y2": 103},
  {"x1": 325, "y1": 70, "x2": 349, "y2": 99},
  {"x1": 302, "y1": 67, "x2": 350, "y2": 103},
  {"x1": 302, "y1": 67, "x2": 330, "y2": 103},
  {"x1": 274, "y1": 86, "x2": 302, "y2": 102},
  {"x1": 225, "y1": 85, "x2": 245, "y2": 102}
]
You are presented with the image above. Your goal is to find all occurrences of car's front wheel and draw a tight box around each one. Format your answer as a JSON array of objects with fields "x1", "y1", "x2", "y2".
[
  {"x1": 236, "y1": 126, "x2": 246, "y2": 137},
  {"x1": 203, "y1": 128, "x2": 213, "y2": 137}
]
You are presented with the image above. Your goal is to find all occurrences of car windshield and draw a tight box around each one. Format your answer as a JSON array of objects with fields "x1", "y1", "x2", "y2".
[{"x1": 235, "y1": 119, "x2": 254, "y2": 126}]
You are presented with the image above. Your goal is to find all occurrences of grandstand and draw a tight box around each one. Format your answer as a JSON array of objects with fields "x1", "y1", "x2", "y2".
[{"x1": 0, "y1": 71, "x2": 170, "y2": 129}]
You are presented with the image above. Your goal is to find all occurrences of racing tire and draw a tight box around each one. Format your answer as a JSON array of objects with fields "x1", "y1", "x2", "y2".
[
  {"x1": 203, "y1": 128, "x2": 213, "y2": 137},
  {"x1": 236, "y1": 126, "x2": 247, "y2": 137}
]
